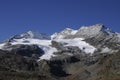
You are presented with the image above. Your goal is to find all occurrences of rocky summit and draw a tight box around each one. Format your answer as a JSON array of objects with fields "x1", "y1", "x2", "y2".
[{"x1": 0, "y1": 24, "x2": 120, "y2": 80}]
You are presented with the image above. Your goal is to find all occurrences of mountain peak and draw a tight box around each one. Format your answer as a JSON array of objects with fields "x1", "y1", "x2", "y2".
[
  {"x1": 7, "y1": 31, "x2": 51, "y2": 42},
  {"x1": 51, "y1": 28, "x2": 78, "y2": 39},
  {"x1": 20, "y1": 31, "x2": 51, "y2": 40},
  {"x1": 74, "y1": 24, "x2": 113, "y2": 38},
  {"x1": 64, "y1": 27, "x2": 72, "y2": 30},
  {"x1": 79, "y1": 24, "x2": 105, "y2": 31},
  {"x1": 51, "y1": 24, "x2": 113, "y2": 39},
  {"x1": 63, "y1": 28, "x2": 74, "y2": 31}
]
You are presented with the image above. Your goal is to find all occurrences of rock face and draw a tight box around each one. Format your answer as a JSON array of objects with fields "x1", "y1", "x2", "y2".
[
  {"x1": 51, "y1": 24, "x2": 114, "y2": 39},
  {"x1": 0, "y1": 43, "x2": 45, "y2": 59},
  {"x1": 10, "y1": 45, "x2": 44, "y2": 59},
  {"x1": 75, "y1": 24, "x2": 112, "y2": 38},
  {"x1": 0, "y1": 24, "x2": 120, "y2": 80}
]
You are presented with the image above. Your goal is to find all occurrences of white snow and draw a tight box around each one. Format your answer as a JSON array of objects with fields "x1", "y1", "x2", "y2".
[
  {"x1": 0, "y1": 37, "x2": 96, "y2": 62},
  {"x1": 77, "y1": 24, "x2": 104, "y2": 37},
  {"x1": 71, "y1": 30, "x2": 78, "y2": 35},
  {"x1": 51, "y1": 33, "x2": 64, "y2": 40},
  {"x1": 101, "y1": 47, "x2": 118, "y2": 54},
  {"x1": 116, "y1": 33, "x2": 120, "y2": 38},
  {"x1": 12, "y1": 39, "x2": 51, "y2": 46},
  {"x1": 13, "y1": 39, "x2": 57, "y2": 60},
  {"x1": 0, "y1": 43, "x2": 6, "y2": 49},
  {"x1": 39, "y1": 46, "x2": 57, "y2": 60},
  {"x1": 27, "y1": 31, "x2": 34, "y2": 38},
  {"x1": 54, "y1": 38, "x2": 96, "y2": 54},
  {"x1": 101, "y1": 47, "x2": 112, "y2": 53},
  {"x1": 0, "y1": 38, "x2": 57, "y2": 60},
  {"x1": 0, "y1": 30, "x2": 97, "y2": 61},
  {"x1": 51, "y1": 28, "x2": 78, "y2": 39},
  {"x1": 0, "y1": 38, "x2": 96, "y2": 60},
  {"x1": 20, "y1": 31, "x2": 51, "y2": 40},
  {"x1": 63, "y1": 28, "x2": 77, "y2": 35}
]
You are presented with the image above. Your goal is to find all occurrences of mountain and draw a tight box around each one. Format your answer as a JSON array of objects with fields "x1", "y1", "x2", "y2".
[
  {"x1": 7, "y1": 31, "x2": 51, "y2": 42},
  {"x1": 0, "y1": 24, "x2": 120, "y2": 80},
  {"x1": 51, "y1": 24, "x2": 114, "y2": 39},
  {"x1": 51, "y1": 28, "x2": 78, "y2": 39},
  {"x1": 0, "y1": 31, "x2": 56, "y2": 60},
  {"x1": 75, "y1": 24, "x2": 113, "y2": 38}
]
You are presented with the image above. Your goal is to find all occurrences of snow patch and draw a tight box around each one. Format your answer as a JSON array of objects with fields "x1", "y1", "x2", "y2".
[
  {"x1": 71, "y1": 30, "x2": 78, "y2": 35},
  {"x1": 51, "y1": 28, "x2": 78, "y2": 39},
  {"x1": 0, "y1": 38, "x2": 57, "y2": 60},
  {"x1": 12, "y1": 39, "x2": 58, "y2": 60},
  {"x1": 101, "y1": 47, "x2": 118, "y2": 54},
  {"x1": 54, "y1": 38, "x2": 96, "y2": 54},
  {"x1": 0, "y1": 43, "x2": 6, "y2": 49},
  {"x1": 101, "y1": 47, "x2": 112, "y2": 53},
  {"x1": 39, "y1": 46, "x2": 57, "y2": 60}
]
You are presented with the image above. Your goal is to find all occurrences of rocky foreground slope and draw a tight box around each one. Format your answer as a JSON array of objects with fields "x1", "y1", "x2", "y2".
[{"x1": 0, "y1": 24, "x2": 120, "y2": 80}]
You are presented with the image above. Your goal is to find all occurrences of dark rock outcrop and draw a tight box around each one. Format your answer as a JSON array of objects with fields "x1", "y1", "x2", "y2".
[{"x1": 3, "y1": 44, "x2": 44, "y2": 60}]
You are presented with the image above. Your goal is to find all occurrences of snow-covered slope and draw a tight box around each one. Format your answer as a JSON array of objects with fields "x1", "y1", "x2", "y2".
[
  {"x1": 51, "y1": 28, "x2": 78, "y2": 39},
  {"x1": 8, "y1": 31, "x2": 50, "y2": 42},
  {"x1": 75, "y1": 24, "x2": 113, "y2": 38},
  {"x1": 12, "y1": 39, "x2": 58, "y2": 60},
  {"x1": 0, "y1": 39, "x2": 96, "y2": 60},
  {"x1": 51, "y1": 24, "x2": 113, "y2": 40},
  {"x1": 0, "y1": 37, "x2": 96, "y2": 60},
  {"x1": 0, "y1": 31, "x2": 56, "y2": 60},
  {"x1": 0, "y1": 24, "x2": 118, "y2": 61},
  {"x1": 54, "y1": 38, "x2": 96, "y2": 54},
  {"x1": 0, "y1": 38, "x2": 57, "y2": 60}
]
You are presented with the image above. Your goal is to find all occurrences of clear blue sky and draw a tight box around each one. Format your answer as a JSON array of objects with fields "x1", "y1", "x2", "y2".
[{"x1": 0, "y1": 0, "x2": 120, "y2": 41}]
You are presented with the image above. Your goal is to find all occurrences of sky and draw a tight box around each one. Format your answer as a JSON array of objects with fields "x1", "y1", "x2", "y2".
[{"x1": 0, "y1": 0, "x2": 120, "y2": 41}]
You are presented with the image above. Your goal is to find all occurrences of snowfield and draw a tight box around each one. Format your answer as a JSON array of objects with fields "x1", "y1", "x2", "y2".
[
  {"x1": 54, "y1": 38, "x2": 96, "y2": 54},
  {"x1": 0, "y1": 38, "x2": 96, "y2": 60},
  {"x1": 12, "y1": 39, "x2": 58, "y2": 60},
  {"x1": 0, "y1": 39, "x2": 58, "y2": 60},
  {"x1": 51, "y1": 28, "x2": 78, "y2": 39}
]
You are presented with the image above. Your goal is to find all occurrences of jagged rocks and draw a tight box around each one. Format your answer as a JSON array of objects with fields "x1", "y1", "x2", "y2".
[
  {"x1": 0, "y1": 50, "x2": 39, "y2": 72},
  {"x1": 0, "y1": 24, "x2": 120, "y2": 80},
  {"x1": 2, "y1": 44, "x2": 44, "y2": 60}
]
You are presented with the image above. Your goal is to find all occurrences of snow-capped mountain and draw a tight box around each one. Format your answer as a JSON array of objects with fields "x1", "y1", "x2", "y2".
[
  {"x1": 53, "y1": 38, "x2": 96, "y2": 54},
  {"x1": 0, "y1": 28, "x2": 97, "y2": 60},
  {"x1": 8, "y1": 31, "x2": 51, "y2": 42},
  {"x1": 51, "y1": 24, "x2": 114, "y2": 40},
  {"x1": 0, "y1": 24, "x2": 119, "y2": 61},
  {"x1": 0, "y1": 24, "x2": 120, "y2": 80},
  {"x1": 0, "y1": 35, "x2": 96, "y2": 60},
  {"x1": 0, "y1": 31, "x2": 56, "y2": 60},
  {"x1": 51, "y1": 28, "x2": 78, "y2": 39},
  {"x1": 75, "y1": 24, "x2": 113, "y2": 38}
]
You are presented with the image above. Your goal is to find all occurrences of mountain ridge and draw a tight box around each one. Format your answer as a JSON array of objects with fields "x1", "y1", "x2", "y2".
[
  {"x1": 0, "y1": 24, "x2": 120, "y2": 60},
  {"x1": 51, "y1": 24, "x2": 115, "y2": 39},
  {"x1": 0, "y1": 24, "x2": 120, "y2": 80}
]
